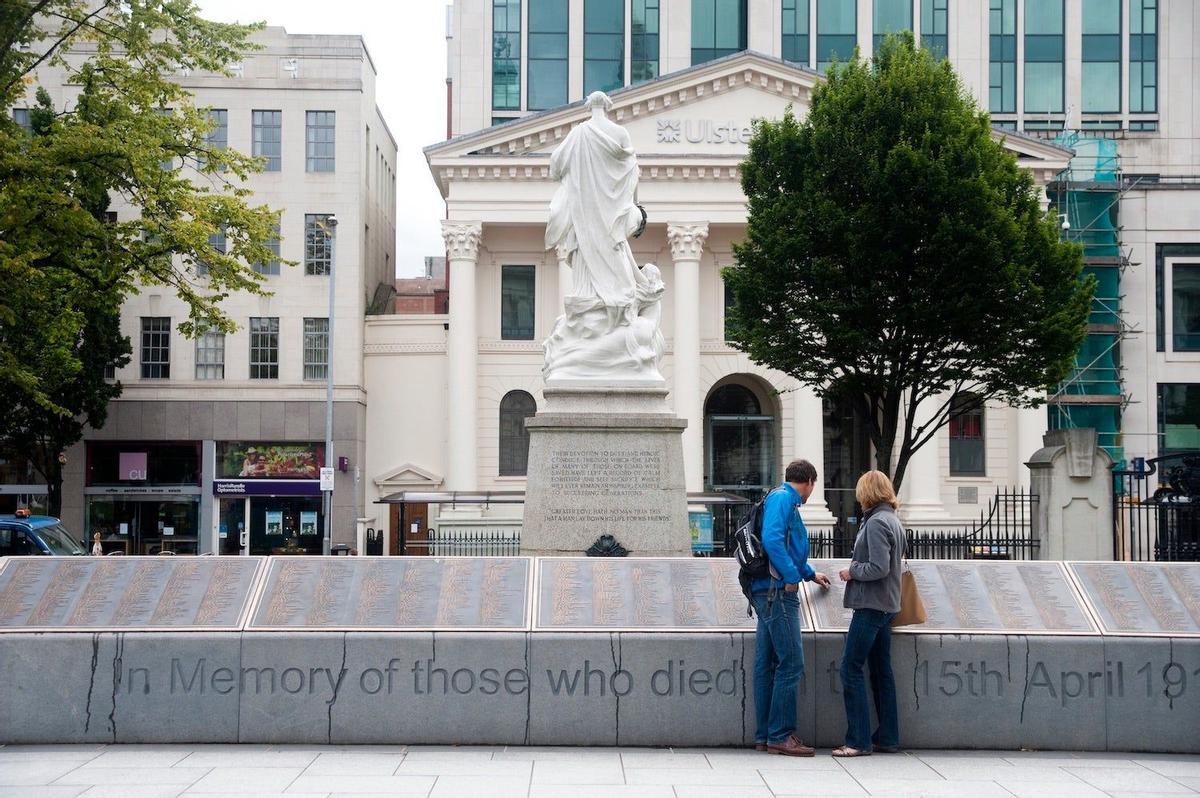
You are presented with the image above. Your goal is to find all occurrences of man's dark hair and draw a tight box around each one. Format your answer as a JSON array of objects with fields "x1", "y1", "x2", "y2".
[{"x1": 785, "y1": 459, "x2": 817, "y2": 485}]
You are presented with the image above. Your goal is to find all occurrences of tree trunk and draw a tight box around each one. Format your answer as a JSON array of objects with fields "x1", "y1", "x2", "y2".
[{"x1": 45, "y1": 458, "x2": 64, "y2": 518}]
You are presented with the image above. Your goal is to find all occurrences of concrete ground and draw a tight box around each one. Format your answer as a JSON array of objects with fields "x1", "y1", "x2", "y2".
[{"x1": 1, "y1": 744, "x2": 1198, "y2": 798}]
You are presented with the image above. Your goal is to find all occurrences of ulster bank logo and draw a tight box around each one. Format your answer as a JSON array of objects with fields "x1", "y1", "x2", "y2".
[
  {"x1": 656, "y1": 119, "x2": 752, "y2": 145},
  {"x1": 656, "y1": 120, "x2": 681, "y2": 143}
]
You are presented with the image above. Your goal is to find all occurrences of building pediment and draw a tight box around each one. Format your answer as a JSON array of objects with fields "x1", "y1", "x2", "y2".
[{"x1": 374, "y1": 462, "x2": 443, "y2": 490}]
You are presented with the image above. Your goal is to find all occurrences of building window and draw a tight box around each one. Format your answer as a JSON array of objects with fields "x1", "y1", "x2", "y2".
[
  {"x1": 817, "y1": 0, "x2": 856, "y2": 73},
  {"x1": 1158, "y1": 384, "x2": 1200, "y2": 454},
  {"x1": 12, "y1": 108, "x2": 31, "y2": 133},
  {"x1": 1130, "y1": 0, "x2": 1157, "y2": 114},
  {"x1": 493, "y1": 0, "x2": 522, "y2": 110},
  {"x1": 631, "y1": 0, "x2": 659, "y2": 83},
  {"x1": 873, "y1": 0, "x2": 911, "y2": 52},
  {"x1": 198, "y1": 226, "x2": 226, "y2": 276},
  {"x1": 501, "y1": 265, "x2": 536, "y2": 340},
  {"x1": 782, "y1": 0, "x2": 809, "y2": 65},
  {"x1": 305, "y1": 110, "x2": 335, "y2": 172},
  {"x1": 204, "y1": 109, "x2": 227, "y2": 170},
  {"x1": 1172, "y1": 263, "x2": 1200, "y2": 351},
  {"x1": 499, "y1": 390, "x2": 537, "y2": 476},
  {"x1": 1081, "y1": 0, "x2": 1120, "y2": 114},
  {"x1": 140, "y1": 317, "x2": 171, "y2": 379},
  {"x1": 195, "y1": 331, "x2": 225, "y2": 380},
  {"x1": 692, "y1": 0, "x2": 747, "y2": 66},
  {"x1": 948, "y1": 395, "x2": 985, "y2": 476},
  {"x1": 255, "y1": 223, "x2": 281, "y2": 276},
  {"x1": 989, "y1": 0, "x2": 1016, "y2": 113},
  {"x1": 252, "y1": 110, "x2": 282, "y2": 171},
  {"x1": 305, "y1": 214, "x2": 333, "y2": 276},
  {"x1": 584, "y1": 0, "x2": 624, "y2": 95},
  {"x1": 921, "y1": 0, "x2": 948, "y2": 60},
  {"x1": 303, "y1": 318, "x2": 329, "y2": 381},
  {"x1": 1024, "y1": 0, "x2": 1063, "y2": 115},
  {"x1": 528, "y1": 0, "x2": 568, "y2": 111},
  {"x1": 249, "y1": 317, "x2": 279, "y2": 379}
]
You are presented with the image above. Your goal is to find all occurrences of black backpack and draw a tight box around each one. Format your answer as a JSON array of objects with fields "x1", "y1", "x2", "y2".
[{"x1": 733, "y1": 488, "x2": 788, "y2": 615}]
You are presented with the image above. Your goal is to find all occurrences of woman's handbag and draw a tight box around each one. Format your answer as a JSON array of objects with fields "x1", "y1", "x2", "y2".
[{"x1": 891, "y1": 566, "x2": 927, "y2": 627}]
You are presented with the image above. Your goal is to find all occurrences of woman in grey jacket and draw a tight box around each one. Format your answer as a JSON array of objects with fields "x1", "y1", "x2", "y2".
[{"x1": 832, "y1": 470, "x2": 904, "y2": 757}]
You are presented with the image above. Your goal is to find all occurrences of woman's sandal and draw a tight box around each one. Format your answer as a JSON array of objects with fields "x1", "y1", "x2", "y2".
[{"x1": 831, "y1": 746, "x2": 871, "y2": 758}]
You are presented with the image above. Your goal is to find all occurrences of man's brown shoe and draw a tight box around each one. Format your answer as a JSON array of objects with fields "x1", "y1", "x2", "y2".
[{"x1": 767, "y1": 735, "x2": 815, "y2": 757}]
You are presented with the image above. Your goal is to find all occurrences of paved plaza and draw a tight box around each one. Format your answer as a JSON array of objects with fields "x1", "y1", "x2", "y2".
[{"x1": 1, "y1": 744, "x2": 1199, "y2": 798}]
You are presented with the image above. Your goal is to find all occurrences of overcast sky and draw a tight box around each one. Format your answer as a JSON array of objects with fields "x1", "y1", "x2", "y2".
[{"x1": 196, "y1": 0, "x2": 448, "y2": 277}]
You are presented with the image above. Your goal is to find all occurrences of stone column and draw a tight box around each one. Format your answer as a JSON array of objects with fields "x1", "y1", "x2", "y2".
[
  {"x1": 667, "y1": 222, "x2": 708, "y2": 495},
  {"x1": 441, "y1": 220, "x2": 483, "y2": 492},
  {"x1": 793, "y1": 386, "x2": 836, "y2": 528},
  {"x1": 556, "y1": 244, "x2": 572, "y2": 313},
  {"x1": 900, "y1": 395, "x2": 950, "y2": 524}
]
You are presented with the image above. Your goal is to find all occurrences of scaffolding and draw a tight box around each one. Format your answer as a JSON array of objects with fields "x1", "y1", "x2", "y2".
[{"x1": 1046, "y1": 132, "x2": 1139, "y2": 467}]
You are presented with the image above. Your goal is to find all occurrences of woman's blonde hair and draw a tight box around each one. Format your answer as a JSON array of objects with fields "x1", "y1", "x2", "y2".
[{"x1": 855, "y1": 470, "x2": 899, "y2": 511}]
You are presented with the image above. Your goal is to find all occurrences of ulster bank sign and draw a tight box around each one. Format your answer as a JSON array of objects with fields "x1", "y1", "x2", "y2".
[{"x1": 656, "y1": 119, "x2": 753, "y2": 145}]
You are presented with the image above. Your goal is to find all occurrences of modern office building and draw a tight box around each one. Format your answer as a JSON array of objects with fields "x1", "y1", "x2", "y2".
[
  {"x1": 5, "y1": 27, "x2": 398, "y2": 555},
  {"x1": 363, "y1": 0, "x2": 1199, "y2": 546}
]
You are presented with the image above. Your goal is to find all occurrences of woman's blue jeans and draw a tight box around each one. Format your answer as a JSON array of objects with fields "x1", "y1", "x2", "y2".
[
  {"x1": 840, "y1": 607, "x2": 899, "y2": 751},
  {"x1": 751, "y1": 590, "x2": 803, "y2": 744}
]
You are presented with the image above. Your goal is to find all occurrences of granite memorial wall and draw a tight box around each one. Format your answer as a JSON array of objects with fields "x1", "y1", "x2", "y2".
[{"x1": 0, "y1": 556, "x2": 1197, "y2": 750}]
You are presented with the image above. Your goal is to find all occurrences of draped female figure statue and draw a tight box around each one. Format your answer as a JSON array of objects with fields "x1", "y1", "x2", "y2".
[{"x1": 544, "y1": 91, "x2": 666, "y2": 382}]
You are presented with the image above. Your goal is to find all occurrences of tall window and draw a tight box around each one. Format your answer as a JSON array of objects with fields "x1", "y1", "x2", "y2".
[
  {"x1": 1081, "y1": 0, "x2": 1120, "y2": 115},
  {"x1": 692, "y1": 0, "x2": 747, "y2": 66},
  {"x1": 254, "y1": 223, "x2": 281, "y2": 276},
  {"x1": 305, "y1": 110, "x2": 335, "y2": 172},
  {"x1": 197, "y1": 226, "x2": 226, "y2": 276},
  {"x1": 528, "y1": 0, "x2": 568, "y2": 111},
  {"x1": 195, "y1": 332, "x2": 225, "y2": 380},
  {"x1": 249, "y1": 317, "x2": 279, "y2": 379},
  {"x1": 1172, "y1": 264, "x2": 1200, "y2": 352},
  {"x1": 949, "y1": 395, "x2": 985, "y2": 476},
  {"x1": 1024, "y1": 0, "x2": 1063, "y2": 116},
  {"x1": 252, "y1": 110, "x2": 281, "y2": 171},
  {"x1": 782, "y1": 0, "x2": 809, "y2": 64},
  {"x1": 1129, "y1": 0, "x2": 1157, "y2": 118},
  {"x1": 501, "y1": 265, "x2": 536, "y2": 340},
  {"x1": 873, "y1": 0, "x2": 911, "y2": 51},
  {"x1": 631, "y1": 0, "x2": 659, "y2": 83},
  {"x1": 499, "y1": 391, "x2": 537, "y2": 476},
  {"x1": 584, "y1": 0, "x2": 624, "y2": 95},
  {"x1": 305, "y1": 214, "x2": 333, "y2": 276},
  {"x1": 1158, "y1": 384, "x2": 1200, "y2": 454},
  {"x1": 493, "y1": 0, "x2": 521, "y2": 110},
  {"x1": 817, "y1": 0, "x2": 856, "y2": 72},
  {"x1": 12, "y1": 108, "x2": 32, "y2": 133},
  {"x1": 205, "y1": 109, "x2": 227, "y2": 169},
  {"x1": 920, "y1": 0, "x2": 948, "y2": 60},
  {"x1": 303, "y1": 318, "x2": 329, "y2": 380},
  {"x1": 989, "y1": 0, "x2": 1016, "y2": 114},
  {"x1": 140, "y1": 317, "x2": 171, "y2": 379}
]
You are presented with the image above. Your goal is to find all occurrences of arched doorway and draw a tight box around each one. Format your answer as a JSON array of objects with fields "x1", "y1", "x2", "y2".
[{"x1": 704, "y1": 380, "x2": 779, "y2": 545}]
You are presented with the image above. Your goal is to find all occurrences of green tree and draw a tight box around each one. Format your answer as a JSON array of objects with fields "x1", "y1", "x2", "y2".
[{"x1": 725, "y1": 35, "x2": 1092, "y2": 490}]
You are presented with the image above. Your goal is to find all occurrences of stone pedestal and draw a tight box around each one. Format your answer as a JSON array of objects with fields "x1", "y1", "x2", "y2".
[
  {"x1": 521, "y1": 382, "x2": 691, "y2": 556},
  {"x1": 1027, "y1": 427, "x2": 1114, "y2": 561}
]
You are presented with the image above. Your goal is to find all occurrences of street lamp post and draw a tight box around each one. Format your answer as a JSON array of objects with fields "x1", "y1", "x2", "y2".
[{"x1": 321, "y1": 215, "x2": 338, "y2": 556}]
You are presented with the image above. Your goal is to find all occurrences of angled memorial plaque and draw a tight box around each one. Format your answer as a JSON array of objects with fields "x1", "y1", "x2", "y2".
[
  {"x1": 1068, "y1": 562, "x2": 1200, "y2": 637},
  {"x1": 0, "y1": 556, "x2": 264, "y2": 632},
  {"x1": 245, "y1": 556, "x2": 532, "y2": 631},
  {"x1": 533, "y1": 557, "x2": 775, "y2": 631},
  {"x1": 804, "y1": 559, "x2": 1098, "y2": 635}
]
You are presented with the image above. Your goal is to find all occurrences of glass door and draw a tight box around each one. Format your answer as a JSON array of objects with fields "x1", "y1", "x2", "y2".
[{"x1": 217, "y1": 498, "x2": 248, "y2": 555}]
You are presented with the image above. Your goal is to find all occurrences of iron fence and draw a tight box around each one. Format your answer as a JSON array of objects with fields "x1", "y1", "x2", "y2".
[
  {"x1": 404, "y1": 529, "x2": 521, "y2": 557},
  {"x1": 1112, "y1": 452, "x2": 1200, "y2": 562}
]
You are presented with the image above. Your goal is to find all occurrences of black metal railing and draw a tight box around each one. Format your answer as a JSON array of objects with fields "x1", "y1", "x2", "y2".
[
  {"x1": 1113, "y1": 452, "x2": 1200, "y2": 562},
  {"x1": 404, "y1": 529, "x2": 521, "y2": 557}
]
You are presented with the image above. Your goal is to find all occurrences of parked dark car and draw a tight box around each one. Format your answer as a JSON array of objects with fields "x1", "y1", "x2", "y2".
[{"x1": 0, "y1": 511, "x2": 87, "y2": 556}]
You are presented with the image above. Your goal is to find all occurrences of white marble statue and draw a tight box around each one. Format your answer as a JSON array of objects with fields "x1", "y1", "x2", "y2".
[{"x1": 543, "y1": 91, "x2": 666, "y2": 383}]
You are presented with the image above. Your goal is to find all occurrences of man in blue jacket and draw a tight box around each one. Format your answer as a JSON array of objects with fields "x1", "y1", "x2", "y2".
[{"x1": 752, "y1": 459, "x2": 831, "y2": 756}]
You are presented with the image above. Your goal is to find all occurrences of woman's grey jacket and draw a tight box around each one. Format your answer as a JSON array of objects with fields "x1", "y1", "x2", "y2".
[{"x1": 842, "y1": 504, "x2": 904, "y2": 614}]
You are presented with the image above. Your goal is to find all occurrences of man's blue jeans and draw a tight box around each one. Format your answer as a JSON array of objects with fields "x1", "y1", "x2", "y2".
[
  {"x1": 751, "y1": 590, "x2": 803, "y2": 744},
  {"x1": 840, "y1": 608, "x2": 899, "y2": 751}
]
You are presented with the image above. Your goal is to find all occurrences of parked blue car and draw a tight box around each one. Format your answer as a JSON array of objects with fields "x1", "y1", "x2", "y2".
[{"x1": 0, "y1": 512, "x2": 86, "y2": 556}]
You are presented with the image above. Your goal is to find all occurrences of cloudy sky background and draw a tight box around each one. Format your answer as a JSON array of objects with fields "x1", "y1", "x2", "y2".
[{"x1": 197, "y1": 0, "x2": 449, "y2": 277}]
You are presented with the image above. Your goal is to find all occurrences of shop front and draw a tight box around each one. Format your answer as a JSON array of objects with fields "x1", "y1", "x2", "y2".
[
  {"x1": 0, "y1": 451, "x2": 48, "y2": 515},
  {"x1": 84, "y1": 442, "x2": 201, "y2": 555},
  {"x1": 212, "y1": 442, "x2": 324, "y2": 556}
]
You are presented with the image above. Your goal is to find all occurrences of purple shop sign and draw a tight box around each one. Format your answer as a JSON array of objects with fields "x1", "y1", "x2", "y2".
[
  {"x1": 119, "y1": 452, "x2": 148, "y2": 481},
  {"x1": 213, "y1": 479, "x2": 322, "y2": 497}
]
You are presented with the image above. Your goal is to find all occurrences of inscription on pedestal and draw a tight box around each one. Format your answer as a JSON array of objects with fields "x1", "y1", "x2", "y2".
[
  {"x1": 535, "y1": 557, "x2": 765, "y2": 630},
  {"x1": 0, "y1": 557, "x2": 262, "y2": 631},
  {"x1": 1069, "y1": 562, "x2": 1200, "y2": 636},
  {"x1": 804, "y1": 559, "x2": 1096, "y2": 634},
  {"x1": 247, "y1": 557, "x2": 531, "y2": 630}
]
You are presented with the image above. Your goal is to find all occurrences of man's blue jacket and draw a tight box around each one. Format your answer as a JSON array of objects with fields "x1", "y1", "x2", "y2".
[{"x1": 750, "y1": 482, "x2": 816, "y2": 592}]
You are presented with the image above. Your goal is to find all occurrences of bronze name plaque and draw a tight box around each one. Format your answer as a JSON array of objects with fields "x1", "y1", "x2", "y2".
[
  {"x1": 0, "y1": 556, "x2": 263, "y2": 631},
  {"x1": 1069, "y1": 562, "x2": 1200, "y2": 636},
  {"x1": 534, "y1": 557, "x2": 765, "y2": 631},
  {"x1": 246, "y1": 557, "x2": 531, "y2": 630},
  {"x1": 805, "y1": 559, "x2": 1097, "y2": 635}
]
